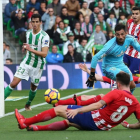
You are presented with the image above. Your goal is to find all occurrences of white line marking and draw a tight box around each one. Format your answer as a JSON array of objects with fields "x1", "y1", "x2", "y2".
[{"x1": 0, "y1": 88, "x2": 98, "y2": 118}]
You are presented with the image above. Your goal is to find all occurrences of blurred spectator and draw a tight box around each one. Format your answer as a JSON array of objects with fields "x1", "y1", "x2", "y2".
[
  {"x1": 106, "y1": 31, "x2": 114, "y2": 41},
  {"x1": 63, "y1": 44, "x2": 83, "y2": 63},
  {"x1": 11, "y1": 9, "x2": 27, "y2": 36},
  {"x1": 42, "y1": 8, "x2": 56, "y2": 31},
  {"x1": 46, "y1": 16, "x2": 62, "y2": 38},
  {"x1": 46, "y1": 45, "x2": 64, "y2": 63},
  {"x1": 64, "y1": 19, "x2": 71, "y2": 34},
  {"x1": 16, "y1": 0, "x2": 25, "y2": 9},
  {"x1": 94, "y1": 25, "x2": 106, "y2": 45},
  {"x1": 93, "y1": 14, "x2": 112, "y2": 35},
  {"x1": 73, "y1": 22, "x2": 86, "y2": 42},
  {"x1": 79, "y1": 1, "x2": 92, "y2": 17},
  {"x1": 6, "y1": 45, "x2": 10, "y2": 51},
  {"x1": 4, "y1": 0, "x2": 17, "y2": 23},
  {"x1": 81, "y1": 15, "x2": 93, "y2": 39},
  {"x1": 27, "y1": 7, "x2": 35, "y2": 20},
  {"x1": 63, "y1": 32, "x2": 80, "y2": 55},
  {"x1": 6, "y1": 58, "x2": 13, "y2": 65},
  {"x1": 60, "y1": 7, "x2": 73, "y2": 29},
  {"x1": 135, "y1": 0, "x2": 140, "y2": 7},
  {"x1": 39, "y1": 2, "x2": 47, "y2": 16},
  {"x1": 120, "y1": 0, "x2": 135, "y2": 16},
  {"x1": 54, "y1": 21, "x2": 68, "y2": 50},
  {"x1": 106, "y1": 12, "x2": 117, "y2": 31},
  {"x1": 89, "y1": 1, "x2": 96, "y2": 11},
  {"x1": 74, "y1": 12, "x2": 84, "y2": 25},
  {"x1": 110, "y1": 1, "x2": 124, "y2": 19},
  {"x1": 90, "y1": 6, "x2": 100, "y2": 24},
  {"x1": 26, "y1": 0, "x2": 40, "y2": 14},
  {"x1": 118, "y1": 13, "x2": 127, "y2": 25},
  {"x1": 33, "y1": 9, "x2": 39, "y2": 14},
  {"x1": 77, "y1": 39, "x2": 92, "y2": 62},
  {"x1": 3, "y1": 42, "x2": 11, "y2": 64},
  {"x1": 64, "y1": 0, "x2": 80, "y2": 18},
  {"x1": 47, "y1": 0, "x2": 62, "y2": 16},
  {"x1": 98, "y1": 1, "x2": 109, "y2": 21}
]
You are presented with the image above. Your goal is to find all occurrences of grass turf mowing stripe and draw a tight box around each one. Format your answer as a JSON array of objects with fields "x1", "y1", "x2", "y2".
[{"x1": 0, "y1": 88, "x2": 97, "y2": 118}]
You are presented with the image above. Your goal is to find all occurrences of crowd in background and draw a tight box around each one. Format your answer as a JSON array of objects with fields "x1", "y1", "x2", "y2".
[{"x1": 3, "y1": 0, "x2": 140, "y2": 64}]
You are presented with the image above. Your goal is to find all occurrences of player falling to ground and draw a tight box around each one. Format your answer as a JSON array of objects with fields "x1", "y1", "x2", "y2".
[
  {"x1": 124, "y1": 7, "x2": 140, "y2": 76},
  {"x1": 4, "y1": 14, "x2": 50, "y2": 110},
  {"x1": 54, "y1": 63, "x2": 140, "y2": 107},
  {"x1": 15, "y1": 72, "x2": 140, "y2": 131},
  {"x1": 86, "y1": 24, "x2": 140, "y2": 94}
]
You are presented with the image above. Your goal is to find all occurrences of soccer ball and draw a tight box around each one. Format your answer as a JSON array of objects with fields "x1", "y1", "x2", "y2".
[{"x1": 44, "y1": 88, "x2": 60, "y2": 104}]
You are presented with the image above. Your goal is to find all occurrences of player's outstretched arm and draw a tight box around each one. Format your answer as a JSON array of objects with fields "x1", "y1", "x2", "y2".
[
  {"x1": 67, "y1": 100, "x2": 106, "y2": 119},
  {"x1": 23, "y1": 43, "x2": 49, "y2": 58},
  {"x1": 121, "y1": 120, "x2": 140, "y2": 129}
]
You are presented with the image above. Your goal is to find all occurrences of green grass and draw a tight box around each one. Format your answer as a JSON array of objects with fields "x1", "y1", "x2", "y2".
[{"x1": 1, "y1": 88, "x2": 140, "y2": 140}]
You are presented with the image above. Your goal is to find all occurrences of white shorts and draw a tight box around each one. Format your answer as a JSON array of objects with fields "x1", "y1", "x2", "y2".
[{"x1": 14, "y1": 62, "x2": 43, "y2": 86}]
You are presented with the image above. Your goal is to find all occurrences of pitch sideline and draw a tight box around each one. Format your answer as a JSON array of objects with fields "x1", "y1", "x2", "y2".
[{"x1": 0, "y1": 88, "x2": 98, "y2": 118}]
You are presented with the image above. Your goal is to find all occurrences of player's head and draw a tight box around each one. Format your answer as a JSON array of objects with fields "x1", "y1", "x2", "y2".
[
  {"x1": 116, "y1": 72, "x2": 130, "y2": 88},
  {"x1": 115, "y1": 24, "x2": 126, "y2": 44},
  {"x1": 31, "y1": 14, "x2": 41, "y2": 31},
  {"x1": 132, "y1": 7, "x2": 140, "y2": 23}
]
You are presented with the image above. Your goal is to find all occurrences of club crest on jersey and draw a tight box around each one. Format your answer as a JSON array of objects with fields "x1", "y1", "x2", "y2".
[
  {"x1": 45, "y1": 40, "x2": 48, "y2": 45},
  {"x1": 125, "y1": 97, "x2": 133, "y2": 105}
]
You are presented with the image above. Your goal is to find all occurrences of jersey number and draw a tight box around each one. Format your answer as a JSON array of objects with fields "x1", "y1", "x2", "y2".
[
  {"x1": 110, "y1": 106, "x2": 128, "y2": 122},
  {"x1": 17, "y1": 67, "x2": 25, "y2": 74}
]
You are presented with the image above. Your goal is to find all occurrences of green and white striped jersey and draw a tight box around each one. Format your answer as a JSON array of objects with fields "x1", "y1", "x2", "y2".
[{"x1": 23, "y1": 29, "x2": 50, "y2": 69}]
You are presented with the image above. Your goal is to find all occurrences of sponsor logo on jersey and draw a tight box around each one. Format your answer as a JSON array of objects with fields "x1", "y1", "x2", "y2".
[
  {"x1": 125, "y1": 97, "x2": 133, "y2": 105},
  {"x1": 116, "y1": 51, "x2": 124, "y2": 57},
  {"x1": 45, "y1": 40, "x2": 48, "y2": 45}
]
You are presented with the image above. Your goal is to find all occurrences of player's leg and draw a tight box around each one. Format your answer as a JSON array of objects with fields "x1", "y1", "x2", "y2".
[
  {"x1": 15, "y1": 105, "x2": 69, "y2": 129},
  {"x1": 4, "y1": 77, "x2": 21, "y2": 99},
  {"x1": 25, "y1": 67, "x2": 43, "y2": 110},
  {"x1": 25, "y1": 83, "x2": 37, "y2": 110},
  {"x1": 123, "y1": 54, "x2": 130, "y2": 68},
  {"x1": 74, "y1": 94, "x2": 104, "y2": 106}
]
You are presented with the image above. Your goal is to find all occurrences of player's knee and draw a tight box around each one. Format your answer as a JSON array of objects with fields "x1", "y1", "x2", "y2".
[
  {"x1": 81, "y1": 95, "x2": 87, "y2": 101},
  {"x1": 54, "y1": 105, "x2": 67, "y2": 116},
  {"x1": 99, "y1": 94, "x2": 104, "y2": 98}
]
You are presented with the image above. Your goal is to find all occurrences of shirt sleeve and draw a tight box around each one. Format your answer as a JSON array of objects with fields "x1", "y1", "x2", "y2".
[
  {"x1": 102, "y1": 90, "x2": 119, "y2": 104},
  {"x1": 134, "y1": 103, "x2": 140, "y2": 119},
  {"x1": 91, "y1": 40, "x2": 113, "y2": 68},
  {"x1": 130, "y1": 36, "x2": 140, "y2": 52},
  {"x1": 102, "y1": 76, "x2": 111, "y2": 84},
  {"x1": 42, "y1": 34, "x2": 50, "y2": 48}
]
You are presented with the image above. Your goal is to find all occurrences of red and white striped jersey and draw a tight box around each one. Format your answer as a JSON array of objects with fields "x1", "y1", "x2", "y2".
[
  {"x1": 91, "y1": 89, "x2": 140, "y2": 130},
  {"x1": 125, "y1": 19, "x2": 140, "y2": 58}
]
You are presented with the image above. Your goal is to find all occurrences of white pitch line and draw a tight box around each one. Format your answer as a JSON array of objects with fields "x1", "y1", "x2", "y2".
[{"x1": 0, "y1": 88, "x2": 98, "y2": 118}]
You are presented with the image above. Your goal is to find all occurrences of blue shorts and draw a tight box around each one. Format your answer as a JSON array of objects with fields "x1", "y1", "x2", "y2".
[
  {"x1": 123, "y1": 54, "x2": 140, "y2": 74},
  {"x1": 102, "y1": 63, "x2": 133, "y2": 81},
  {"x1": 67, "y1": 105, "x2": 100, "y2": 131}
]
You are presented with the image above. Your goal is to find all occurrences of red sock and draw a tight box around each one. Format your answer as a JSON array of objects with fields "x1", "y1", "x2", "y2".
[
  {"x1": 80, "y1": 95, "x2": 102, "y2": 106},
  {"x1": 77, "y1": 96, "x2": 82, "y2": 101},
  {"x1": 102, "y1": 76, "x2": 111, "y2": 84},
  {"x1": 36, "y1": 120, "x2": 69, "y2": 131},
  {"x1": 24, "y1": 108, "x2": 56, "y2": 126},
  {"x1": 57, "y1": 98, "x2": 75, "y2": 105},
  {"x1": 133, "y1": 76, "x2": 139, "y2": 84}
]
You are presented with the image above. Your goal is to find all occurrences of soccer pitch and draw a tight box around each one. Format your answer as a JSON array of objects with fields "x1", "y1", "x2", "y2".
[{"x1": 1, "y1": 88, "x2": 140, "y2": 140}]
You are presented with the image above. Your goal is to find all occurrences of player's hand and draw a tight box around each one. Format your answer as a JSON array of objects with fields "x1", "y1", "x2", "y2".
[
  {"x1": 79, "y1": 63, "x2": 88, "y2": 72},
  {"x1": 66, "y1": 109, "x2": 78, "y2": 119},
  {"x1": 23, "y1": 43, "x2": 32, "y2": 51},
  {"x1": 121, "y1": 121, "x2": 130, "y2": 128},
  {"x1": 86, "y1": 72, "x2": 96, "y2": 87}
]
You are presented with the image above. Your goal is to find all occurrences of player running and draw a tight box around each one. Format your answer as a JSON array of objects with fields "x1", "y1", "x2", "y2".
[
  {"x1": 86, "y1": 24, "x2": 140, "y2": 94},
  {"x1": 4, "y1": 14, "x2": 50, "y2": 110},
  {"x1": 124, "y1": 7, "x2": 140, "y2": 75},
  {"x1": 15, "y1": 72, "x2": 140, "y2": 131}
]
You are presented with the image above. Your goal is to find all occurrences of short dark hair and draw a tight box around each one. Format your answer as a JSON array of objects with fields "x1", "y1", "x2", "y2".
[
  {"x1": 83, "y1": 1, "x2": 87, "y2": 4},
  {"x1": 116, "y1": 72, "x2": 130, "y2": 86},
  {"x1": 68, "y1": 43, "x2": 73, "y2": 48},
  {"x1": 115, "y1": 24, "x2": 126, "y2": 32},
  {"x1": 132, "y1": 6, "x2": 140, "y2": 11},
  {"x1": 6, "y1": 58, "x2": 13, "y2": 62},
  {"x1": 31, "y1": 14, "x2": 41, "y2": 21}
]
